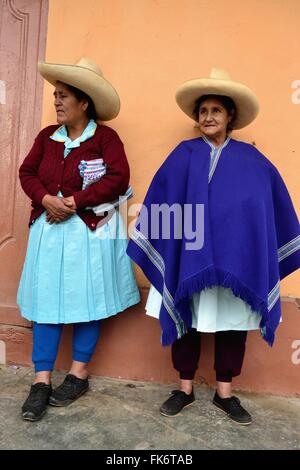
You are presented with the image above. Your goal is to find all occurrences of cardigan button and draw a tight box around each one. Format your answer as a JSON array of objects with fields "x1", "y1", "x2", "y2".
[
  {"x1": 61, "y1": 160, "x2": 64, "y2": 165},
  {"x1": 57, "y1": 184, "x2": 60, "y2": 188},
  {"x1": 91, "y1": 223, "x2": 95, "y2": 228}
]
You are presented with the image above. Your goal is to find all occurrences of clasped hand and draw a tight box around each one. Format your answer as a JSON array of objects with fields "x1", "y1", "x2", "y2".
[{"x1": 42, "y1": 195, "x2": 77, "y2": 224}]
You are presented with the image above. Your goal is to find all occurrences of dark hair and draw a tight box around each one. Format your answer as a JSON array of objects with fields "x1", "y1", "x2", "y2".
[
  {"x1": 193, "y1": 94, "x2": 237, "y2": 132},
  {"x1": 63, "y1": 83, "x2": 98, "y2": 120}
]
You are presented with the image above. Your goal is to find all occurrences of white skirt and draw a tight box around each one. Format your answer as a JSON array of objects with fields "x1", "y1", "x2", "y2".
[{"x1": 146, "y1": 284, "x2": 262, "y2": 332}]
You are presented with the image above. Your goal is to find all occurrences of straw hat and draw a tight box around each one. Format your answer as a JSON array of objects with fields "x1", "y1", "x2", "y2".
[
  {"x1": 175, "y1": 68, "x2": 259, "y2": 129},
  {"x1": 38, "y1": 57, "x2": 120, "y2": 121}
]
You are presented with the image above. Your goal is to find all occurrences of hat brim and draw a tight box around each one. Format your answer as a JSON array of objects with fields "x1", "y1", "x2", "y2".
[
  {"x1": 38, "y1": 62, "x2": 120, "y2": 121},
  {"x1": 175, "y1": 78, "x2": 259, "y2": 129}
]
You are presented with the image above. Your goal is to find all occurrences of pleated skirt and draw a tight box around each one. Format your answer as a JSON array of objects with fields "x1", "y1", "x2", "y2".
[{"x1": 17, "y1": 211, "x2": 140, "y2": 324}]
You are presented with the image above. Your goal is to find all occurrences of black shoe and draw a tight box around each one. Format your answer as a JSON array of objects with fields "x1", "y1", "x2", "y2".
[
  {"x1": 160, "y1": 389, "x2": 195, "y2": 417},
  {"x1": 49, "y1": 374, "x2": 89, "y2": 407},
  {"x1": 22, "y1": 382, "x2": 52, "y2": 422},
  {"x1": 213, "y1": 391, "x2": 252, "y2": 425}
]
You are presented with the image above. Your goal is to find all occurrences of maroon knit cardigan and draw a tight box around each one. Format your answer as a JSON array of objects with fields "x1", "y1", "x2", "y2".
[{"x1": 19, "y1": 124, "x2": 130, "y2": 231}]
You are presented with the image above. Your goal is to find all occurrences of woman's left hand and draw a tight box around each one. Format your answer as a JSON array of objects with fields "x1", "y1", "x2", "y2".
[
  {"x1": 62, "y1": 196, "x2": 77, "y2": 211},
  {"x1": 46, "y1": 196, "x2": 77, "y2": 224}
]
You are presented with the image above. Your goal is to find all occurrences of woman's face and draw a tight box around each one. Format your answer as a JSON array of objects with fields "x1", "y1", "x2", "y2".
[
  {"x1": 53, "y1": 82, "x2": 88, "y2": 126},
  {"x1": 198, "y1": 97, "x2": 232, "y2": 140}
]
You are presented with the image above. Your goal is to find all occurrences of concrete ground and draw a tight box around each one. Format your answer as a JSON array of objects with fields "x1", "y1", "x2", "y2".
[{"x1": 0, "y1": 364, "x2": 299, "y2": 450}]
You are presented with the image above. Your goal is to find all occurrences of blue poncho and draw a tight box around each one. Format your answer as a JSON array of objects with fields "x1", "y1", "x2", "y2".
[{"x1": 127, "y1": 137, "x2": 300, "y2": 346}]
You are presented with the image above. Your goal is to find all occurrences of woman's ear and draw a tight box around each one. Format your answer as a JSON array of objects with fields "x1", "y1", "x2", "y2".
[{"x1": 228, "y1": 110, "x2": 234, "y2": 123}]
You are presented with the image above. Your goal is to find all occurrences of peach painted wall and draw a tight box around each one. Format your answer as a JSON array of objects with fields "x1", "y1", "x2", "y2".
[{"x1": 41, "y1": 0, "x2": 300, "y2": 296}]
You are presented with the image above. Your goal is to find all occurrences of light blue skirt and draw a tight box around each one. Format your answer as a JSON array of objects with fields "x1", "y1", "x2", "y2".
[{"x1": 17, "y1": 211, "x2": 140, "y2": 324}]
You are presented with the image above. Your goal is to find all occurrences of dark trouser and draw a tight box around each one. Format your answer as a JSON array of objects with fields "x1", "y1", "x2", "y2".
[{"x1": 171, "y1": 329, "x2": 247, "y2": 382}]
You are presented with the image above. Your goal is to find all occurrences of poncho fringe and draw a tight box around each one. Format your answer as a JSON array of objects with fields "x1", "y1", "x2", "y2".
[{"x1": 174, "y1": 266, "x2": 272, "y2": 345}]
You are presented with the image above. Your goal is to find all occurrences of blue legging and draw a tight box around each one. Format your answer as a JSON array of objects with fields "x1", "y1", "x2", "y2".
[{"x1": 32, "y1": 321, "x2": 101, "y2": 372}]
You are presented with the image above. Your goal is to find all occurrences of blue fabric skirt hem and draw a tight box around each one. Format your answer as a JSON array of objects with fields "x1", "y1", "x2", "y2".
[{"x1": 18, "y1": 292, "x2": 141, "y2": 324}]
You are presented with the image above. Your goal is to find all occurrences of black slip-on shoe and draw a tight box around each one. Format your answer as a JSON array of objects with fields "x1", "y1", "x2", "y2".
[
  {"x1": 49, "y1": 374, "x2": 89, "y2": 407},
  {"x1": 22, "y1": 382, "x2": 52, "y2": 422},
  {"x1": 160, "y1": 389, "x2": 195, "y2": 417},
  {"x1": 213, "y1": 391, "x2": 252, "y2": 425}
]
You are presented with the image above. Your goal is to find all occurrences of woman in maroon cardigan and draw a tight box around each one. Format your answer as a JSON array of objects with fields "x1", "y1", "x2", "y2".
[{"x1": 18, "y1": 58, "x2": 140, "y2": 422}]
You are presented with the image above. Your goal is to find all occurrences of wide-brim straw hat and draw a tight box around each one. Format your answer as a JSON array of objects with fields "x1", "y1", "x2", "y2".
[
  {"x1": 175, "y1": 68, "x2": 259, "y2": 129},
  {"x1": 38, "y1": 57, "x2": 120, "y2": 121}
]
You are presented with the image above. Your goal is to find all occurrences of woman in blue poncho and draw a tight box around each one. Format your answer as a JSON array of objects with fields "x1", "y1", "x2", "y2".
[{"x1": 127, "y1": 68, "x2": 300, "y2": 425}]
